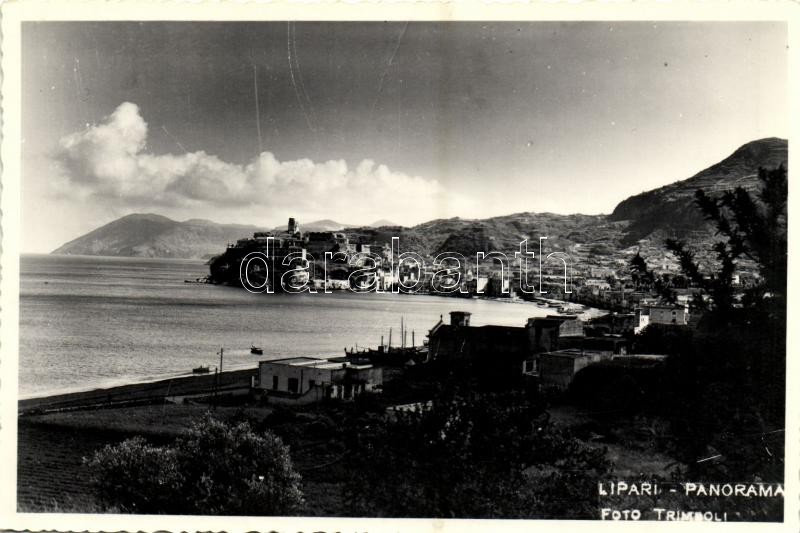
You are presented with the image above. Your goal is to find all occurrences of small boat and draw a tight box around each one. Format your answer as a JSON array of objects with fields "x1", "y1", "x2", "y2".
[
  {"x1": 192, "y1": 365, "x2": 210, "y2": 374},
  {"x1": 250, "y1": 344, "x2": 264, "y2": 355}
]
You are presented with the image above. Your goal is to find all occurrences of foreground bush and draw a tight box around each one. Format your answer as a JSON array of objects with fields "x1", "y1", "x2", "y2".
[
  {"x1": 86, "y1": 414, "x2": 304, "y2": 514},
  {"x1": 342, "y1": 387, "x2": 610, "y2": 518}
]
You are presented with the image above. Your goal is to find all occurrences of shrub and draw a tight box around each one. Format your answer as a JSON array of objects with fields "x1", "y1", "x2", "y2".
[
  {"x1": 85, "y1": 414, "x2": 304, "y2": 515},
  {"x1": 85, "y1": 437, "x2": 181, "y2": 513},
  {"x1": 174, "y1": 415, "x2": 304, "y2": 515},
  {"x1": 569, "y1": 359, "x2": 664, "y2": 416}
]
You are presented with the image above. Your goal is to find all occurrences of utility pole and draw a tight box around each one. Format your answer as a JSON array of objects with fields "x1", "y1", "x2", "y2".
[
  {"x1": 213, "y1": 366, "x2": 218, "y2": 410},
  {"x1": 162, "y1": 379, "x2": 172, "y2": 421},
  {"x1": 215, "y1": 346, "x2": 224, "y2": 410}
]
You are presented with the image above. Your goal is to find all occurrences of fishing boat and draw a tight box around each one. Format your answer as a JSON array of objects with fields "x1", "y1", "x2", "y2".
[
  {"x1": 192, "y1": 365, "x2": 210, "y2": 374},
  {"x1": 345, "y1": 317, "x2": 429, "y2": 366},
  {"x1": 250, "y1": 344, "x2": 264, "y2": 355}
]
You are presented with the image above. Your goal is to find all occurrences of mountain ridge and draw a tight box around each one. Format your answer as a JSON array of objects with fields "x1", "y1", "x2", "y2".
[
  {"x1": 52, "y1": 216, "x2": 268, "y2": 260},
  {"x1": 53, "y1": 137, "x2": 787, "y2": 260},
  {"x1": 609, "y1": 137, "x2": 787, "y2": 244}
]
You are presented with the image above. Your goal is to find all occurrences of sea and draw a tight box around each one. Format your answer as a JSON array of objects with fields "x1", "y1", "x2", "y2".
[{"x1": 19, "y1": 254, "x2": 558, "y2": 399}]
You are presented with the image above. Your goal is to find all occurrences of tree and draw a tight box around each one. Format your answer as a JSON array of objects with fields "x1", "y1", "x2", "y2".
[
  {"x1": 86, "y1": 414, "x2": 304, "y2": 515},
  {"x1": 665, "y1": 164, "x2": 787, "y2": 318},
  {"x1": 83, "y1": 436, "x2": 181, "y2": 514},
  {"x1": 629, "y1": 251, "x2": 653, "y2": 291},
  {"x1": 656, "y1": 165, "x2": 787, "y2": 481},
  {"x1": 662, "y1": 164, "x2": 787, "y2": 412},
  {"x1": 342, "y1": 387, "x2": 609, "y2": 518},
  {"x1": 628, "y1": 252, "x2": 676, "y2": 303}
]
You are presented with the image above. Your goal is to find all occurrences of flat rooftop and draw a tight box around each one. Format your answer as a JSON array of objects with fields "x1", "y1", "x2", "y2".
[
  {"x1": 614, "y1": 354, "x2": 669, "y2": 361},
  {"x1": 269, "y1": 356, "x2": 320, "y2": 365},
  {"x1": 261, "y1": 357, "x2": 371, "y2": 370},
  {"x1": 541, "y1": 349, "x2": 609, "y2": 359}
]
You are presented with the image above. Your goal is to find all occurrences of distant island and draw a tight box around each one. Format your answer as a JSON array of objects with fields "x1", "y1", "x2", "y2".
[{"x1": 52, "y1": 138, "x2": 787, "y2": 262}]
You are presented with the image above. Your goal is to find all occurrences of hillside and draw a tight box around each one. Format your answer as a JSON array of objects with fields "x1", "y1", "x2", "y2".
[
  {"x1": 609, "y1": 137, "x2": 787, "y2": 245},
  {"x1": 52, "y1": 214, "x2": 266, "y2": 260},
  {"x1": 52, "y1": 138, "x2": 787, "y2": 261},
  {"x1": 342, "y1": 213, "x2": 620, "y2": 258},
  {"x1": 370, "y1": 219, "x2": 399, "y2": 228}
]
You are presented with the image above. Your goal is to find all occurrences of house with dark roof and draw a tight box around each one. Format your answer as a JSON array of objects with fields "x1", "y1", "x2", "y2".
[{"x1": 426, "y1": 311, "x2": 587, "y2": 380}]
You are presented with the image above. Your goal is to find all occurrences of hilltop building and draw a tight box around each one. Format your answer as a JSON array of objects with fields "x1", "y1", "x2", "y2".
[{"x1": 209, "y1": 217, "x2": 399, "y2": 290}]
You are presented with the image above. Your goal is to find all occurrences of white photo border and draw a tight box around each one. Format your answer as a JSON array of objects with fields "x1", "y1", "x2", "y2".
[{"x1": 1, "y1": 2, "x2": 798, "y2": 531}]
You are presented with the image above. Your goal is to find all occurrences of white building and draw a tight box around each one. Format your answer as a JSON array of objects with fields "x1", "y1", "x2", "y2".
[
  {"x1": 634, "y1": 304, "x2": 690, "y2": 334},
  {"x1": 634, "y1": 307, "x2": 649, "y2": 334},
  {"x1": 255, "y1": 357, "x2": 382, "y2": 404}
]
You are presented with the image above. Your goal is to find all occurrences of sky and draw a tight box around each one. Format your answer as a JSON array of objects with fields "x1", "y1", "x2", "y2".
[{"x1": 21, "y1": 21, "x2": 788, "y2": 253}]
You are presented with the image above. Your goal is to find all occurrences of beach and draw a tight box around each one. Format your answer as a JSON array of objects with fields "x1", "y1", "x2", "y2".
[{"x1": 19, "y1": 368, "x2": 257, "y2": 414}]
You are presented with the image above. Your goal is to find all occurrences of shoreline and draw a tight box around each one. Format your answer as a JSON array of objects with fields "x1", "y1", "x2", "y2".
[
  {"x1": 18, "y1": 358, "x2": 272, "y2": 402},
  {"x1": 18, "y1": 368, "x2": 257, "y2": 414}
]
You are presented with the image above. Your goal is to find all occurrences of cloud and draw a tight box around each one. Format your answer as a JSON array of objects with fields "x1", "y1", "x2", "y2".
[{"x1": 55, "y1": 102, "x2": 464, "y2": 224}]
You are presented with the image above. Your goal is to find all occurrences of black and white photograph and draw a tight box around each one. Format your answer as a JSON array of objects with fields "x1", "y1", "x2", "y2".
[{"x1": 1, "y1": 4, "x2": 797, "y2": 529}]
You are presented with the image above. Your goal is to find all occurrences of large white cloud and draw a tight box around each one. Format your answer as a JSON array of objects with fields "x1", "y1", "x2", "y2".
[{"x1": 55, "y1": 102, "x2": 462, "y2": 224}]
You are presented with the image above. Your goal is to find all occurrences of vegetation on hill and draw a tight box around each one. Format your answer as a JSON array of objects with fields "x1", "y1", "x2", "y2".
[{"x1": 610, "y1": 137, "x2": 787, "y2": 244}]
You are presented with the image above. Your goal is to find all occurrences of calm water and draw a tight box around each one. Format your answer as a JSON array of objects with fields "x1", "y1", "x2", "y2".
[{"x1": 19, "y1": 254, "x2": 555, "y2": 398}]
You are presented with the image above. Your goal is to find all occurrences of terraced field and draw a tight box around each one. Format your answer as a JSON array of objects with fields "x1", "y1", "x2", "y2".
[{"x1": 17, "y1": 422, "x2": 117, "y2": 511}]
